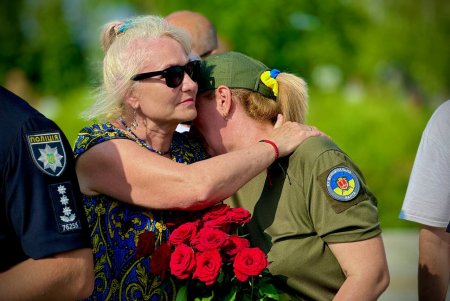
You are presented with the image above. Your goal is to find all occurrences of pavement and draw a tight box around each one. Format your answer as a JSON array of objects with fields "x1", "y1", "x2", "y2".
[{"x1": 380, "y1": 229, "x2": 450, "y2": 301}]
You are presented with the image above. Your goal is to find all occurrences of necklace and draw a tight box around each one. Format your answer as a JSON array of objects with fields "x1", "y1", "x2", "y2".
[{"x1": 119, "y1": 117, "x2": 171, "y2": 156}]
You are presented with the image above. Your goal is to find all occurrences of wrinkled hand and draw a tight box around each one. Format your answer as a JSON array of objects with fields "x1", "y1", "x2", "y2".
[{"x1": 267, "y1": 114, "x2": 326, "y2": 157}]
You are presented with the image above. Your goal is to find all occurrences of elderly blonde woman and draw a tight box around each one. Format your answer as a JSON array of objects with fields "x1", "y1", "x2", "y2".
[
  {"x1": 194, "y1": 51, "x2": 390, "y2": 301},
  {"x1": 74, "y1": 16, "x2": 321, "y2": 300}
]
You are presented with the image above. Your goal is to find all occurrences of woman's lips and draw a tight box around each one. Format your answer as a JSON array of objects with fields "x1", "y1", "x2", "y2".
[{"x1": 180, "y1": 98, "x2": 194, "y2": 105}]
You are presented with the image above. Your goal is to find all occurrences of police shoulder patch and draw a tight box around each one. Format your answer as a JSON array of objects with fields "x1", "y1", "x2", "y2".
[
  {"x1": 326, "y1": 166, "x2": 360, "y2": 202},
  {"x1": 49, "y1": 182, "x2": 82, "y2": 233},
  {"x1": 27, "y1": 131, "x2": 67, "y2": 177}
]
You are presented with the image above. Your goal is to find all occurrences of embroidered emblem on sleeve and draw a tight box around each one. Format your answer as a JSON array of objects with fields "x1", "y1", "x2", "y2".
[
  {"x1": 49, "y1": 182, "x2": 82, "y2": 233},
  {"x1": 326, "y1": 166, "x2": 360, "y2": 202},
  {"x1": 27, "y1": 132, "x2": 67, "y2": 177}
]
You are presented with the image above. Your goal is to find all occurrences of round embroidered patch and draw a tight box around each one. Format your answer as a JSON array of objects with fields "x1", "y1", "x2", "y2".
[{"x1": 326, "y1": 166, "x2": 360, "y2": 202}]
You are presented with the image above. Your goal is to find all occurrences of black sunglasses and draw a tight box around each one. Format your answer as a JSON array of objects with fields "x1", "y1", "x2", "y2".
[{"x1": 131, "y1": 60, "x2": 200, "y2": 88}]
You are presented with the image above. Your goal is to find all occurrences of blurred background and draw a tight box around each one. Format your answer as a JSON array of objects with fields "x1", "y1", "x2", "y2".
[
  {"x1": 2, "y1": 0, "x2": 449, "y2": 228},
  {"x1": 1, "y1": 1, "x2": 449, "y2": 298}
]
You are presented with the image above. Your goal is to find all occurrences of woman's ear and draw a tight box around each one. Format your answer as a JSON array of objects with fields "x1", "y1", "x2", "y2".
[
  {"x1": 124, "y1": 88, "x2": 139, "y2": 110},
  {"x1": 215, "y1": 85, "x2": 232, "y2": 118}
]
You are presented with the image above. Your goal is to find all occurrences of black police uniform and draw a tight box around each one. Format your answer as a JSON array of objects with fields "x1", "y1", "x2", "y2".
[{"x1": 0, "y1": 86, "x2": 90, "y2": 272}]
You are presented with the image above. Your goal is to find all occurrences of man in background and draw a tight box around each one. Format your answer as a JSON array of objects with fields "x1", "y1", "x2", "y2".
[
  {"x1": 400, "y1": 100, "x2": 450, "y2": 301},
  {"x1": 166, "y1": 10, "x2": 219, "y2": 59}
]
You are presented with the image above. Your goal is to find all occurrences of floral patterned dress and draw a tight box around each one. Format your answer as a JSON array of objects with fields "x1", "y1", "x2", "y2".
[{"x1": 74, "y1": 123, "x2": 207, "y2": 301}]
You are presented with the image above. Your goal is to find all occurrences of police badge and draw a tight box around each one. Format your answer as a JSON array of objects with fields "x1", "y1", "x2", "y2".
[{"x1": 27, "y1": 131, "x2": 67, "y2": 177}]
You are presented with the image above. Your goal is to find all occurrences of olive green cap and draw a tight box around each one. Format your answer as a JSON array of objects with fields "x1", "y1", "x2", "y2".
[{"x1": 198, "y1": 51, "x2": 274, "y2": 98}]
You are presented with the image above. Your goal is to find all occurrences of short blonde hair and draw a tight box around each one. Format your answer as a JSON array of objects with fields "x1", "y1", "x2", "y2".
[{"x1": 83, "y1": 15, "x2": 192, "y2": 121}]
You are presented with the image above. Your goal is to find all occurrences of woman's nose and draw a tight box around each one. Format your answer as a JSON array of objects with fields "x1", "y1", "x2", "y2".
[{"x1": 182, "y1": 72, "x2": 198, "y2": 92}]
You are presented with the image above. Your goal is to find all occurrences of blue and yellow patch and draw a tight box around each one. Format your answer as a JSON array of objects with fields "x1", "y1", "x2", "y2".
[
  {"x1": 27, "y1": 131, "x2": 66, "y2": 177},
  {"x1": 326, "y1": 166, "x2": 360, "y2": 202}
]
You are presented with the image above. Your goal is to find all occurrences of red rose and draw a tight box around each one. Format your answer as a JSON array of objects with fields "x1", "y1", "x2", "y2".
[
  {"x1": 226, "y1": 208, "x2": 251, "y2": 225},
  {"x1": 169, "y1": 221, "x2": 199, "y2": 246},
  {"x1": 135, "y1": 231, "x2": 156, "y2": 258},
  {"x1": 203, "y1": 215, "x2": 231, "y2": 232},
  {"x1": 233, "y1": 247, "x2": 268, "y2": 282},
  {"x1": 223, "y1": 234, "x2": 250, "y2": 261},
  {"x1": 170, "y1": 244, "x2": 196, "y2": 279},
  {"x1": 201, "y1": 203, "x2": 230, "y2": 222},
  {"x1": 191, "y1": 227, "x2": 228, "y2": 252},
  {"x1": 192, "y1": 250, "x2": 223, "y2": 285},
  {"x1": 150, "y1": 242, "x2": 171, "y2": 280}
]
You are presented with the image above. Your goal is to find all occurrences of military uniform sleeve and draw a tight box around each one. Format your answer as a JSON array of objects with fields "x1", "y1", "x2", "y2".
[
  {"x1": 306, "y1": 147, "x2": 381, "y2": 243},
  {"x1": 5, "y1": 115, "x2": 90, "y2": 259}
]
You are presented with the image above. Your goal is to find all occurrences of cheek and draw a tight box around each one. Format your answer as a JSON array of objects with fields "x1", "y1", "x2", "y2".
[
  {"x1": 195, "y1": 100, "x2": 212, "y2": 127},
  {"x1": 193, "y1": 112, "x2": 217, "y2": 145},
  {"x1": 193, "y1": 110, "x2": 209, "y2": 134}
]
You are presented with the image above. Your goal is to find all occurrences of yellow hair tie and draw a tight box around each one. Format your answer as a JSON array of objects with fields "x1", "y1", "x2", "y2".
[{"x1": 260, "y1": 70, "x2": 280, "y2": 96}]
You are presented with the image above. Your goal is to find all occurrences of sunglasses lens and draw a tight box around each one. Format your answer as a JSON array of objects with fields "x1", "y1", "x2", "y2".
[
  {"x1": 164, "y1": 66, "x2": 184, "y2": 88},
  {"x1": 186, "y1": 61, "x2": 200, "y2": 82}
]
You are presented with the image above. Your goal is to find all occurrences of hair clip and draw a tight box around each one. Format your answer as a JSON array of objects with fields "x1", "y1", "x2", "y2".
[
  {"x1": 117, "y1": 19, "x2": 134, "y2": 34},
  {"x1": 260, "y1": 69, "x2": 280, "y2": 96}
]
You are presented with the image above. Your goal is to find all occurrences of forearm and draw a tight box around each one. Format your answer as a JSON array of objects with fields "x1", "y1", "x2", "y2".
[
  {"x1": 0, "y1": 249, "x2": 94, "y2": 301},
  {"x1": 129, "y1": 140, "x2": 278, "y2": 210},
  {"x1": 79, "y1": 139, "x2": 278, "y2": 210},
  {"x1": 330, "y1": 236, "x2": 390, "y2": 301},
  {"x1": 333, "y1": 273, "x2": 388, "y2": 301},
  {"x1": 175, "y1": 140, "x2": 277, "y2": 209},
  {"x1": 418, "y1": 225, "x2": 450, "y2": 301}
]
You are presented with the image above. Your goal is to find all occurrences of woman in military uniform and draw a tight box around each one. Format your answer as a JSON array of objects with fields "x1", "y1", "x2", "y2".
[{"x1": 194, "y1": 51, "x2": 390, "y2": 301}]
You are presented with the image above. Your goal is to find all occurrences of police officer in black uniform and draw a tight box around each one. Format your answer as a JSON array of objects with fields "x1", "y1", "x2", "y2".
[{"x1": 0, "y1": 86, "x2": 94, "y2": 300}]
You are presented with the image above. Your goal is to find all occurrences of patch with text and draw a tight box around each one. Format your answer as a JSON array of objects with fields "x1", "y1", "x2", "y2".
[
  {"x1": 49, "y1": 182, "x2": 82, "y2": 233},
  {"x1": 27, "y1": 131, "x2": 66, "y2": 177},
  {"x1": 326, "y1": 166, "x2": 360, "y2": 202}
]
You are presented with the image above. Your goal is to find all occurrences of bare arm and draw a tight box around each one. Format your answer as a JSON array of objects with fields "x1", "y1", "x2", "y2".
[
  {"x1": 77, "y1": 116, "x2": 323, "y2": 210},
  {"x1": 0, "y1": 248, "x2": 94, "y2": 301},
  {"x1": 418, "y1": 225, "x2": 450, "y2": 301},
  {"x1": 328, "y1": 235, "x2": 390, "y2": 301}
]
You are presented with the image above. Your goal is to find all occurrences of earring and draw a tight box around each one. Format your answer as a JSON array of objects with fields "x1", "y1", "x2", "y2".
[
  {"x1": 222, "y1": 114, "x2": 229, "y2": 121},
  {"x1": 131, "y1": 108, "x2": 138, "y2": 128}
]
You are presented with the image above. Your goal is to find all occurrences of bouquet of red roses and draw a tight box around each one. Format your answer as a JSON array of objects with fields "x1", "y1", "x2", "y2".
[{"x1": 142, "y1": 204, "x2": 281, "y2": 301}]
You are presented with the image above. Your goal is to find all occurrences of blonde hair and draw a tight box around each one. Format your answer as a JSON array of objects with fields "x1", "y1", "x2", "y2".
[
  {"x1": 83, "y1": 15, "x2": 192, "y2": 121},
  {"x1": 232, "y1": 72, "x2": 308, "y2": 124}
]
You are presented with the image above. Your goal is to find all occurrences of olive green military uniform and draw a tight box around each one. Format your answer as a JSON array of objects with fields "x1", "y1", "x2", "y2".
[{"x1": 226, "y1": 136, "x2": 381, "y2": 301}]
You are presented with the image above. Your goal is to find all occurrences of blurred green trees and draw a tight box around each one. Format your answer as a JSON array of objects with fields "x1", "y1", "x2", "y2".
[
  {"x1": 1, "y1": 0, "x2": 448, "y2": 228},
  {"x1": 1, "y1": 0, "x2": 449, "y2": 101},
  {"x1": 0, "y1": 0, "x2": 87, "y2": 95}
]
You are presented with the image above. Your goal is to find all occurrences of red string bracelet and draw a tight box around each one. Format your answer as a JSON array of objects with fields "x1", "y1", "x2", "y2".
[{"x1": 259, "y1": 139, "x2": 279, "y2": 160}]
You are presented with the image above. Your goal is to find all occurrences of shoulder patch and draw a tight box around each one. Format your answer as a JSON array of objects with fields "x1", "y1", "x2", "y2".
[
  {"x1": 326, "y1": 166, "x2": 360, "y2": 202},
  {"x1": 27, "y1": 131, "x2": 67, "y2": 177},
  {"x1": 49, "y1": 182, "x2": 83, "y2": 233}
]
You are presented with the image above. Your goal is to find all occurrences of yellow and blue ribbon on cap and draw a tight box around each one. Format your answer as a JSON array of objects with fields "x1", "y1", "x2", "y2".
[{"x1": 260, "y1": 69, "x2": 280, "y2": 96}]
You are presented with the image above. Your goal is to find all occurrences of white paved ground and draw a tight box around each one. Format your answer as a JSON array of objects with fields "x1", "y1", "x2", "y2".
[{"x1": 380, "y1": 229, "x2": 450, "y2": 301}]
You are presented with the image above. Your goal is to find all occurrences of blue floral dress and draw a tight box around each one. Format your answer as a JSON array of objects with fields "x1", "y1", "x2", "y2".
[{"x1": 74, "y1": 123, "x2": 207, "y2": 301}]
